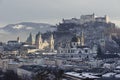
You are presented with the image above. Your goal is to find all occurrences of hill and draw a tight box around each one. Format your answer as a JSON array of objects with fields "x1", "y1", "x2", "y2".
[{"x1": 0, "y1": 22, "x2": 57, "y2": 42}]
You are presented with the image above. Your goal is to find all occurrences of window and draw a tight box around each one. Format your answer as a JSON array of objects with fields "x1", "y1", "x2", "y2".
[
  {"x1": 85, "y1": 49, "x2": 88, "y2": 53},
  {"x1": 71, "y1": 55, "x2": 73, "y2": 58}
]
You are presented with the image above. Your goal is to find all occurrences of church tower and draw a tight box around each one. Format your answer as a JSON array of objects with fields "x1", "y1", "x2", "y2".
[
  {"x1": 26, "y1": 33, "x2": 34, "y2": 45},
  {"x1": 81, "y1": 31, "x2": 85, "y2": 46},
  {"x1": 36, "y1": 32, "x2": 43, "y2": 50},
  {"x1": 17, "y1": 36, "x2": 20, "y2": 43},
  {"x1": 49, "y1": 34, "x2": 54, "y2": 51}
]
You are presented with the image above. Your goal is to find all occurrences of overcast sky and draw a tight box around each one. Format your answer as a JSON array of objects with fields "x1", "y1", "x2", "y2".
[{"x1": 0, "y1": 0, "x2": 120, "y2": 27}]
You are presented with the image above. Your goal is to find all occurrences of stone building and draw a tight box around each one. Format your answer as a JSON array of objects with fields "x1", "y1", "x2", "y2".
[
  {"x1": 35, "y1": 32, "x2": 54, "y2": 51},
  {"x1": 57, "y1": 32, "x2": 97, "y2": 60},
  {"x1": 63, "y1": 13, "x2": 109, "y2": 24}
]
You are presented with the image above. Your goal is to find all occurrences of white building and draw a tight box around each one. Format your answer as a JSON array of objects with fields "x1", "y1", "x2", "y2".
[
  {"x1": 35, "y1": 32, "x2": 54, "y2": 51},
  {"x1": 95, "y1": 15, "x2": 109, "y2": 23},
  {"x1": 57, "y1": 33, "x2": 97, "y2": 60}
]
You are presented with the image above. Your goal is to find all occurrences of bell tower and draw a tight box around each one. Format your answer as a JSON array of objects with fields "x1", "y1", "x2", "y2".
[
  {"x1": 81, "y1": 31, "x2": 85, "y2": 46},
  {"x1": 17, "y1": 36, "x2": 20, "y2": 43},
  {"x1": 36, "y1": 32, "x2": 43, "y2": 50},
  {"x1": 26, "y1": 33, "x2": 34, "y2": 45},
  {"x1": 50, "y1": 34, "x2": 54, "y2": 51}
]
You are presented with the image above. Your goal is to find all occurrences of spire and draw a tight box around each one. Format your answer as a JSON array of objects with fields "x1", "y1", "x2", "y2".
[
  {"x1": 39, "y1": 33, "x2": 42, "y2": 43},
  {"x1": 35, "y1": 32, "x2": 40, "y2": 44},
  {"x1": 17, "y1": 36, "x2": 20, "y2": 43},
  {"x1": 81, "y1": 31, "x2": 84, "y2": 46},
  {"x1": 50, "y1": 34, "x2": 54, "y2": 51},
  {"x1": 26, "y1": 33, "x2": 34, "y2": 45},
  {"x1": 35, "y1": 32, "x2": 43, "y2": 49}
]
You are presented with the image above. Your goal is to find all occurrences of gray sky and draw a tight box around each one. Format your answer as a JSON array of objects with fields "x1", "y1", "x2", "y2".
[{"x1": 0, "y1": 0, "x2": 120, "y2": 27}]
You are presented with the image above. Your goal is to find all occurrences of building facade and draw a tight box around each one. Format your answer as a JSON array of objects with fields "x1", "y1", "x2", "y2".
[
  {"x1": 35, "y1": 32, "x2": 55, "y2": 51},
  {"x1": 57, "y1": 32, "x2": 97, "y2": 60}
]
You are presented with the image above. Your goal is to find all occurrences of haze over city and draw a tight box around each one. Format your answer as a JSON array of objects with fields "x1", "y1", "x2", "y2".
[
  {"x1": 0, "y1": 0, "x2": 120, "y2": 27},
  {"x1": 1, "y1": 0, "x2": 120, "y2": 80}
]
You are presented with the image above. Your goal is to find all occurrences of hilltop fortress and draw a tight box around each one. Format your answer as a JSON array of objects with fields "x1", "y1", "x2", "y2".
[{"x1": 63, "y1": 13, "x2": 109, "y2": 24}]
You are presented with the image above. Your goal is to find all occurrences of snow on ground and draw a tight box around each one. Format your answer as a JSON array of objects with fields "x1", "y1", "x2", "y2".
[{"x1": 12, "y1": 25, "x2": 24, "y2": 29}]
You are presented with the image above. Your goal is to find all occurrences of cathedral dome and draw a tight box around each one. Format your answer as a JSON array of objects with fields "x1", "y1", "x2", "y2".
[{"x1": 71, "y1": 36, "x2": 80, "y2": 42}]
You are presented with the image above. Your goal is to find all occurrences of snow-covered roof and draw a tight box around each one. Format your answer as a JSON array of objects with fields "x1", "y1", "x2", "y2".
[
  {"x1": 82, "y1": 73, "x2": 100, "y2": 79},
  {"x1": 115, "y1": 74, "x2": 120, "y2": 78},
  {"x1": 102, "y1": 73, "x2": 116, "y2": 77},
  {"x1": 65, "y1": 72, "x2": 86, "y2": 79},
  {"x1": 65, "y1": 72, "x2": 100, "y2": 79},
  {"x1": 116, "y1": 66, "x2": 120, "y2": 69}
]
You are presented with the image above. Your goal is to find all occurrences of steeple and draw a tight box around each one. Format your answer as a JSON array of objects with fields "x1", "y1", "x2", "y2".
[
  {"x1": 36, "y1": 32, "x2": 43, "y2": 49},
  {"x1": 81, "y1": 31, "x2": 84, "y2": 46},
  {"x1": 50, "y1": 34, "x2": 54, "y2": 51},
  {"x1": 17, "y1": 36, "x2": 20, "y2": 43},
  {"x1": 35, "y1": 32, "x2": 40, "y2": 44},
  {"x1": 26, "y1": 33, "x2": 34, "y2": 45}
]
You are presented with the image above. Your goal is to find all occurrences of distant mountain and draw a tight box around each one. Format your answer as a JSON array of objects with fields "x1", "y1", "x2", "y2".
[
  {"x1": 2, "y1": 22, "x2": 56, "y2": 34},
  {"x1": 0, "y1": 22, "x2": 57, "y2": 42}
]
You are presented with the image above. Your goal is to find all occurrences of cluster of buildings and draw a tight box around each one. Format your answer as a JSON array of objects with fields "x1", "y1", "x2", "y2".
[
  {"x1": 0, "y1": 14, "x2": 120, "y2": 80},
  {"x1": 0, "y1": 32, "x2": 55, "y2": 55},
  {"x1": 57, "y1": 32, "x2": 97, "y2": 61},
  {"x1": 63, "y1": 13, "x2": 109, "y2": 24},
  {"x1": 0, "y1": 31, "x2": 118, "y2": 80},
  {"x1": 26, "y1": 32, "x2": 55, "y2": 51}
]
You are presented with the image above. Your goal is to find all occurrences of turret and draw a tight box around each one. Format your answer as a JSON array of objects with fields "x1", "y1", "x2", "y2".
[{"x1": 105, "y1": 15, "x2": 109, "y2": 23}]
